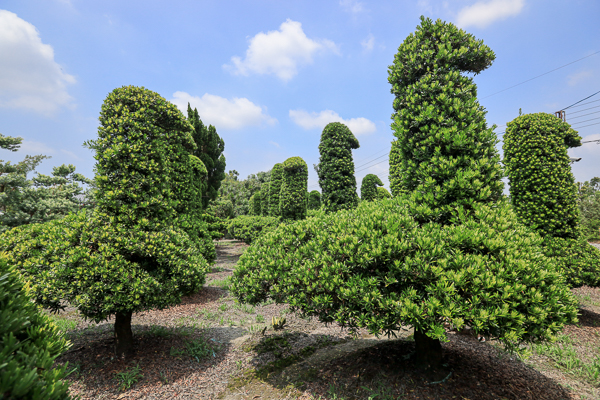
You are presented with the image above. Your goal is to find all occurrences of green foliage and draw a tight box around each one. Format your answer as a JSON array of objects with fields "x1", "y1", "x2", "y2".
[
  {"x1": 115, "y1": 363, "x2": 143, "y2": 391},
  {"x1": 377, "y1": 187, "x2": 392, "y2": 200},
  {"x1": 215, "y1": 170, "x2": 271, "y2": 217},
  {"x1": 250, "y1": 193, "x2": 261, "y2": 216},
  {"x1": 268, "y1": 163, "x2": 284, "y2": 217},
  {"x1": 541, "y1": 236, "x2": 600, "y2": 288},
  {"x1": 0, "y1": 257, "x2": 72, "y2": 400},
  {"x1": 578, "y1": 178, "x2": 600, "y2": 241},
  {"x1": 227, "y1": 215, "x2": 282, "y2": 245},
  {"x1": 231, "y1": 197, "x2": 578, "y2": 353},
  {"x1": 259, "y1": 182, "x2": 270, "y2": 216},
  {"x1": 83, "y1": 85, "x2": 214, "y2": 263},
  {"x1": 503, "y1": 112, "x2": 582, "y2": 239},
  {"x1": 388, "y1": 17, "x2": 503, "y2": 224},
  {"x1": 202, "y1": 213, "x2": 228, "y2": 240},
  {"x1": 360, "y1": 174, "x2": 383, "y2": 202},
  {"x1": 280, "y1": 157, "x2": 308, "y2": 221},
  {"x1": 0, "y1": 210, "x2": 210, "y2": 322},
  {"x1": 316, "y1": 122, "x2": 360, "y2": 213},
  {"x1": 308, "y1": 190, "x2": 321, "y2": 210}
]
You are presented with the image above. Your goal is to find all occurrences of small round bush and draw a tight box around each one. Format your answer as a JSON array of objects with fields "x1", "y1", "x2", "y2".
[
  {"x1": 231, "y1": 197, "x2": 578, "y2": 369},
  {"x1": 280, "y1": 157, "x2": 308, "y2": 221},
  {"x1": 361, "y1": 174, "x2": 384, "y2": 202},
  {"x1": 0, "y1": 257, "x2": 71, "y2": 400}
]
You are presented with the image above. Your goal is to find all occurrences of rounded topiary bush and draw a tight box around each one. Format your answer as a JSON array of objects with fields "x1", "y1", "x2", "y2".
[
  {"x1": 317, "y1": 122, "x2": 360, "y2": 213},
  {"x1": 227, "y1": 215, "x2": 282, "y2": 245},
  {"x1": 377, "y1": 186, "x2": 392, "y2": 200},
  {"x1": 360, "y1": 174, "x2": 384, "y2": 202},
  {"x1": 308, "y1": 190, "x2": 321, "y2": 210},
  {"x1": 0, "y1": 257, "x2": 71, "y2": 400},
  {"x1": 231, "y1": 196, "x2": 578, "y2": 369},
  {"x1": 280, "y1": 156, "x2": 308, "y2": 221}
]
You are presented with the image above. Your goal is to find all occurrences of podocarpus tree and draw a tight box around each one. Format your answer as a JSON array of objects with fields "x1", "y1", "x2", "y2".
[
  {"x1": 308, "y1": 190, "x2": 321, "y2": 210},
  {"x1": 388, "y1": 140, "x2": 402, "y2": 197},
  {"x1": 360, "y1": 174, "x2": 384, "y2": 202},
  {"x1": 231, "y1": 17, "x2": 579, "y2": 375},
  {"x1": 280, "y1": 156, "x2": 308, "y2": 221},
  {"x1": 187, "y1": 104, "x2": 226, "y2": 209},
  {"x1": 0, "y1": 257, "x2": 72, "y2": 399},
  {"x1": 316, "y1": 122, "x2": 360, "y2": 212},
  {"x1": 578, "y1": 178, "x2": 600, "y2": 241},
  {"x1": 388, "y1": 16, "x2": 503, "y2": 224},
  {"x1": 259, "y1": 182, "x2": 270, "y2": 216},
  {"x1": 377, "y1": 186, "x2": 392, "y2": 200},
  {"x1": 268, "y1": 163, "x2": 284, "y2": 216},
  {"x1": 250, "y1": 193, "x2": 261, "y2": 215},
  {"x1": 503, "y1": 113, "x2": 600, "y2": 287}
]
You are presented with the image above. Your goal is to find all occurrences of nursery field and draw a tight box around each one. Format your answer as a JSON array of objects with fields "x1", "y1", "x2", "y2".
[{"x1": 48, "y1": 240, "x2": 600, "y2": 400}]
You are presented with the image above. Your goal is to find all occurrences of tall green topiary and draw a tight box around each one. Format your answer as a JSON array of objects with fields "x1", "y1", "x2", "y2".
[
  {"x1": 259, "y1": 182, "x2": 270, "y2": 216},
  {"x1": 503, "y1": 113, "x2": 600, "y2": 287},
  {"x1": 280, "y1": 157, "x2": 308, "y2": 221},
  {"x1": 268, "y1": 163, "x2": 284, "y2": 216},
  {"x1": 377, "y1": 186, "x2": 392, "y2": 200},
  {"x1": 0, "y1": 257, "x2": 72, "y2": 400},
  {"x1": 308, "y1": 190, "x2": 321, "y2": 210},
  {"x1": 187, "y1": 104, "x2": 226, "y2": 210},
  {"x1": 388, "y1": 16, "x2": 503, "y2": 224},
  {"x1": 503, "y1": 113, "x2": 581, "y2": 239},
  {"x1": 360, "y1": 174, "x2": 384, "y2": 202},
  {"x1": 316, "y1": 122, "x2": 360, "y2": 213}
]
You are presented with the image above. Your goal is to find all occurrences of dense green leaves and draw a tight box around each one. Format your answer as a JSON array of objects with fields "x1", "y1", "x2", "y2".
[
  {"x1": 388, "y1": 17, "x2": 502, "y2": 224},
  {"x1": 503, "y1": 112, "x2": 582, "y2": 239},
  {"x1": 280, "y1": 157, "x2": 308, "y2": 221},
  {"x1": 0, "y1": 257, "x2": 71, "y2": 400},
  {"x1": 227, "y1": 215, "x2": 282, "y2": 245},
  {"x1": 232, "y1": 197, "x2": 577, "y2": 352},
  {"x1": 578, "y1": 178, "x2": 600, "y2": 241},
  {"x1": 316, "y1": 122, "x2": 360, "y2": 213},
  {"x1": 360, "y1": 174, "x2": 383, "y2": 202},
  {"x1": 308, "y1": 190, "x2": 321, "y2": 210},
  {"x1": 377, "y1": 187, "x2": 392, "y2": 200}
]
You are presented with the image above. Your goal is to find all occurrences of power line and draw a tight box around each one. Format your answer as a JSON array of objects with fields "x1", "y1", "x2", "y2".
[
  {"x1": 571, "y1": 116, "x2": 600, "y2": 125},
  {"x1": 569, "y1": 104, "x2": 600, "y2": 115},
  {"x1": 573, "y1": 121, "x2": 600, "y2": 129},
  {"x1": 481, "y1": 50, "x2": 600, "y2": 100},
  {"x1": 565, "y1": 98, "x2": 600, "y2": 109},
  {"x1": 561, "y1": 89, "x2": 600, "y2": 111},
  {"x1": 569, "y1": 110, "x2": 600, "y2": 120}
]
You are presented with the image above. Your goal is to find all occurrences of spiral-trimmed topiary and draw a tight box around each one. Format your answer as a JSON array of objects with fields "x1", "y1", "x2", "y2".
[
  {"x1": 316, "y1": 122, "x2": 360, "y2": 213},
  {"x1": 388, "y1": 17, "x2": 503, "y2": 224},
  {"x1": 360, "y1": 174, "x2": 384, "y2": 202},
  {"x1": 280, "y1": 157, "x2": 308, "y2": 221},
  {"x1": 308, "y1": 190, "x2": 321, "y2": 210},
  {"x1": 268, "y1": 163, "x2": 284, "y2": 216}
]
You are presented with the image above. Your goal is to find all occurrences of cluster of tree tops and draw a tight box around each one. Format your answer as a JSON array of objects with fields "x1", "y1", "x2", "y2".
[{"x1": 231, "y1": 16, "x2": 600, "y2": 376}]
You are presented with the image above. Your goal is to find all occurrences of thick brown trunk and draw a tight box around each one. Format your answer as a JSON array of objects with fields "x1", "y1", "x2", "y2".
[
  {"x1": 413, "y1": 328, "x2": 443, "y2": 371},
  {"x1": 114, "y1": 312, "x2": 134, "y2": 358}
]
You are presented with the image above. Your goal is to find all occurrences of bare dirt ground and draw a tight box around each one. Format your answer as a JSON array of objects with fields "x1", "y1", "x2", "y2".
[{"x1": 50, "y1": 240, "x2": 600, "y2": 400}]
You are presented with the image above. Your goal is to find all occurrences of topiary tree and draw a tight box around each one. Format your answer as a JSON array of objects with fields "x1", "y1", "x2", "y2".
[
  {"x1": 360, "y1": 174, "x2": 384, "y2": 202},
  {"x1": 268, "y1": 163, "x2": 284, "y2": 216},
  {"x1": 308, "y1": 190, "x2": 321, "y2": 210},
  {"x1": 187, "y1": 104, "x2": 226, "y2": 209},
  {"x1": 259, "y1": 182, "x2": 270, "y2": 216},
  {"x1": 249, "y1": 193, "x2": 261, "y2": 216},
  {"x1": 0, "y1": 257, "x2": 72, "y2": 399},
  {"x1": 503, "y1": 112, "x2": 600, "y2": 287},
  {"x1": 316, "y1": 122, "x2": 360, "y2": 213},
  {"x1": 388, "y1": 16, "x2": 503, "y2": 225},
  {"x1": 377, "y1": 186, "x2": 392, "y2": 200},
  {"x1": 232, "y1": 197, "x2": 578, "y2": 373},
  {"x1": 280, "y1": 156, "x2": 308, "y2": 221}
]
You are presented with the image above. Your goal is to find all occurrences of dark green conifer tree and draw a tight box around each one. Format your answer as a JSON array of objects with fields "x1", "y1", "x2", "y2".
[
  {"x1": 187, "y1": 104, "x2": 226, "y2": 209},
  {"x1": 280, "y1": 157, "x2": 308, "y2": 221},
  {"x1": 360, "y1": 174, "x2": 383, "y2": 202},
  {"x1": 388, "y1": 16, "x2": 502, "y2": 224},
  {"x1": 316, "y1": 122, "x2": 359, "y2": 213}
]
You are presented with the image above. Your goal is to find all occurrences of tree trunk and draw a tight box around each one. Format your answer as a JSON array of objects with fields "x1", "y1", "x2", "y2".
[
  {"x1": 114, "y1": 312, "x2": 134, "y2": 358},
  {"x1": 413, "y1": 328, "x2": 443, "y2": 371}
]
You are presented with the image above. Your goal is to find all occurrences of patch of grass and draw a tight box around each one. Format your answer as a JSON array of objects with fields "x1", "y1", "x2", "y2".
[
  {"x1": 210, "y1": 277, "x2": 231, "y2": 290},
  {"x1": 186, "y1": 337, "x2": 217, "y2": 362},
  {"x1": 247, "y1": 324, "x2": 265, "y2": 334},
  {"x1": 48, "y1": 315, "x2": 78, "y2": 333},
  {"x1": 146, "y1": 325, "x2": 172, "y2": 338},
  {"x1": 219, "y1": 303, "x2": 228, "y2": 312},
  {"x1": 255, "y1": 314, "x2": 265, "y2": 323},
  {"x1": 115, "y1": 363, "x2": 143, "y2": 391},
  {"x1": 197, "y1": 309, "x2": 218, "y2": 320},
  {"x1": 211, "y1": 265, "x2": 226, "y2": 273}
]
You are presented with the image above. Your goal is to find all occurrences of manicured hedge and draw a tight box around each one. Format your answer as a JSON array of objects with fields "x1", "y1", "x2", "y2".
[
  {"x1": 227, "y1": 215, "x2": 282, "y2": 245},
  {"x1": 361, "y1": 174, "x2": 383, "y2": 202},
  {"x1": 377, "y1": 186, "x2": 392, "y2": 200},
  {"x1": 280, "y1": 157, "x2": 308, "y2": 221},
  {"x1": 308, "y1": 190, "x2": 321, "y2": 210},
  {"x1": 268, "y1": 163, "x2": 284, "y2": 217}
]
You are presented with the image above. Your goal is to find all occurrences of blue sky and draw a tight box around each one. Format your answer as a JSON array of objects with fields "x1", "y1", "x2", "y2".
[{"x1": 1, "y1": 0, "x2": 599, "y2": 194}]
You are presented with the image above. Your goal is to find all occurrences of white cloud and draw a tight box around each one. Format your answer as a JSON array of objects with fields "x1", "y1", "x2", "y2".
[
  {"x1": 224, "y1": 19, "x2": 339, "y2": 82},
  {"x1": 171, "y1": 91, "x2": 277, "y2": 130},
  {"x1": 269, "y1": 141, "x2": 280, "y2": 148},
  {"x1": 456, "y1": 0, "x2": 524, "y2": 29},
  {"x1": 340, "y1": 0, "x2": 365, "y2": 14},
  {"x1": 289, "y1": 109, "x2": 376, "y2": 136},
  {"x1": 567, "y1": 70, "x2": 593, "y2": 87},
  {"x1": 0, "y1": 10, "x2": 76, "y2": 115},
  {"x1": 18, "y1": 139, "x2": 56, "y2": 155},
  {"x1": 361, "y1": 34, "x2": 375, "y2": 52}
]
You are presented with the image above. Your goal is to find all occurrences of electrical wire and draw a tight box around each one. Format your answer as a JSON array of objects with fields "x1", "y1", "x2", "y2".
[
  {"x1": 571, "y1": 116, "x2": 600, "y2": 125},
  {"x1": 561, "y1": 89, "x2": 600, "y2": 111},
  {"x1": 567, "y1": 104, "x2": 600, "y2": 115},
  {"x1": 568, "y1": 110, "x2": 600, "y2": 120},
  {"x1": 480, "y1": 51, "x2": 600, "y2": 100},
  {"x1": 573, "y1": 121, "x2": 600, "y2": 130}
]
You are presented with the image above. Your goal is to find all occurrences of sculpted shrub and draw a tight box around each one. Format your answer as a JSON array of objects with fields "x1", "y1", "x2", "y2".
[
  {"x1": 316, "y1": 122, "x2": 360, "y2": 212},
  {"x1": 308, "y1": 190, "x2": 321, "y2": 210},
  {"x1": 280, "y1": 157, "x2": 308, "y2": 221},
  {"x1": 503, "y1": 113, "x2": 600, "y2": 286},
  {"x1": 360, "y1": 174, "x2": 383, "y2": 202},
  {"x1": 227, "y1": 215, "x2": 282, "y2": 245},
  {"x1": 377, "y1": 187, "x2": 392, "y2": 200},
  {"x1": 0, "y1": 257, "x2": 71, "y2": 400},
  {"x1": 388, "y1": 17, "x2": 503, "y2": 224},
  {"x1": 232, "y1": 197, "x2": 577, "y2": 370},
  {"x1": 268, "y1": 163, "x2": 284, "y2": 216}
]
